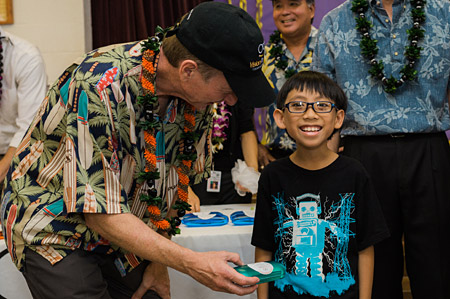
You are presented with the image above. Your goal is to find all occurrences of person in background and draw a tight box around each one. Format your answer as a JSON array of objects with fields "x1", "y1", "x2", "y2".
[
  {"x1": 313, "y1": 0, "x2": 450, "y2": 298},
  {"x1": 0, "y1": 27, "x2": 47, "y2": 190},
  {"x1": 258, "y1": 0, "x2": 317, "y2": 168},
  {"x1": 0, "y1": 2, "x2": 274, "y2": 299},
  {"x1": 252, "y1": 71, "x2": 389, "y2": 299},
  {"x1": 188, "y1": 101, "x2": 258, "y2": 211}
]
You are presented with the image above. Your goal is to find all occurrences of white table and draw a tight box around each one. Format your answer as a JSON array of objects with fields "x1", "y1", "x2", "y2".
[
  {"x1": 169, "y1": 203, "x2": 257, "y2": 299},
  {"x1": 0, "y1": 203, "x2": 257, "y2": 299}
]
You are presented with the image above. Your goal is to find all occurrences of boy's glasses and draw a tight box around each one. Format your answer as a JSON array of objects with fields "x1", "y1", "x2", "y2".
[{"x1": 284, "y1": 101, "x2": 337, "y2": 114}]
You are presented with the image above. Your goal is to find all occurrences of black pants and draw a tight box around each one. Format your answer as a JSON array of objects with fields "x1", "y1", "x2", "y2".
[
  {"x1": 343, "y1": 132, "x2": 450, "y2": 299},
  {"x1": 23, "y1": 249, "x2": 161, "y2": 299}
]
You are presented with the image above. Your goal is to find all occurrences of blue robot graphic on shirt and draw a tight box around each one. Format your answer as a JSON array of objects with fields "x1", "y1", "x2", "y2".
[
  {"x1": 283, "y1": 193, "x2": 343, "y2": 280},
  {"x1": 273, "y1": 192, "x2": 355, "y2": 297}
]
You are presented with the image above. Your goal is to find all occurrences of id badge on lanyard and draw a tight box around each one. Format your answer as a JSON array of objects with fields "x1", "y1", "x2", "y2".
[{"x1": 206, "y1": 170, "x2": 221, "y2": 192}]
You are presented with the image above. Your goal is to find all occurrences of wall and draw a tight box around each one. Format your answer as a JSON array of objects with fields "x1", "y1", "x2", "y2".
[{"x1": 2, "y1": 0, "x2": 90, "y2": 85}]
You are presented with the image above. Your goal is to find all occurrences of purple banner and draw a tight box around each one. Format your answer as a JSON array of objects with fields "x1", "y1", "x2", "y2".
[{"x1": 215, "y1": 0, "x2": 346, "y2": 42}]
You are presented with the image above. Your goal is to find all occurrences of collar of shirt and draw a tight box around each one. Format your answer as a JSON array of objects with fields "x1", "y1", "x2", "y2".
[{"x1": 282, "y1": 26, "x2": 318, "y2": 64}]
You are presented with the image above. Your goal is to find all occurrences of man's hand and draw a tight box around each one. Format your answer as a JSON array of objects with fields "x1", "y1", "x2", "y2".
[
  {"x1": 85, "y1": 213, "x2": 258, "y2": 296},
  {"x1": 235, "y1": 181, "x2": 251, "y2": 196},
  {"x1": 257, "y1": 144, "x2": 275, "y2": 169},
  {"x1": 186, "y1": 251, "x2": 259, "y2": 295},
  {"x1": 132, "y1": 262, "x2": 170, "y2": 299},
  {"x1": 187, "y1": 186, "x2": 201, "y2": 213}
]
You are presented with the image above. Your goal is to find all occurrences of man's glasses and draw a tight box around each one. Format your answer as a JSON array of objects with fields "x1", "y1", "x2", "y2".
[{"x1": 284, "y1": 101, "x2": 337, "y2": 114}]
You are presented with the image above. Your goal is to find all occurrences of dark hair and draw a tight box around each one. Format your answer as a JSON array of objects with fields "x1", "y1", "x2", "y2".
[
  {"x1": 271, "y1": 0, "x2": 315, "y2": 5},
  {"x1": 276, "y1": 70, "x2": 347, "y2": 112}
]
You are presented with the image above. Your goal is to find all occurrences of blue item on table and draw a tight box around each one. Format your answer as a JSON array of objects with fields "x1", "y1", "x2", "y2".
[
  {"x1": 230, "y1": 211, "x2": 254, "y2": 226},
  {"x1": 181, "y1": 212, "x2": 229, "y2": 227}
]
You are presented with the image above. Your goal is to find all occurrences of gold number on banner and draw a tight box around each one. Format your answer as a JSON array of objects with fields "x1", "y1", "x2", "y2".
[
  {"x1": 255, "y1": 0, "x2": 263, "y2": 29},
  {"x1": 239, "y1": 0, "x2": 247, "y2": 11}
]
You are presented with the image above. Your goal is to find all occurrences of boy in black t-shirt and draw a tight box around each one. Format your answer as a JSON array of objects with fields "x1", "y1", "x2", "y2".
[{"x1": 251, "y1": 71, "x2": 389, "y2": 299}]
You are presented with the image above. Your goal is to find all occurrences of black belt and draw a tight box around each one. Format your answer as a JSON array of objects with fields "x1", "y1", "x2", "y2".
[{"x1": 343, "y1": 132, "x2": 445, "y2": 139}]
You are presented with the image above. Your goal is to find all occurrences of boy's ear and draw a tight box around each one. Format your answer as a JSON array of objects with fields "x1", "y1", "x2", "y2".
[
  {"x1": 334, "y1": 109, "x2": 345, "y2": 130},
  {"x1": 273, "y1": 108, "x2": 287, "y2": 129}
]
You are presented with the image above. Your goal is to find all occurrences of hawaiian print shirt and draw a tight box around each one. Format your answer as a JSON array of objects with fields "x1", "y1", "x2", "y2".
[
  {"x1": 0, "y1": 40, "x2": 212, "y2": 274},
  {"x1": 261, "y1": 27, "x2": 318, "y2": 154},
  {"x1": 313, "y1": 0, "x2": 450, "y2": 136}
]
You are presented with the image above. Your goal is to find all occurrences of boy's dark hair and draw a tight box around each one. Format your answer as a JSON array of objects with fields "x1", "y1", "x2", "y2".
[{"x1": 276, "y1": 70, "x2": 347, "y2": 112}]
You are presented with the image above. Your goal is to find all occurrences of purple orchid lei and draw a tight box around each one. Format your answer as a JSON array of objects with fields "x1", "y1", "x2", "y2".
[{"x1": 211, "y1": 101, "x2": 231, "y2": 154}]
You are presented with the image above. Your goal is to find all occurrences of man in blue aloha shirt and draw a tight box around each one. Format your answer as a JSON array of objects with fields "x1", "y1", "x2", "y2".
[{"x1": 313, "y1": 0, "x2": 450, "y2": 298}]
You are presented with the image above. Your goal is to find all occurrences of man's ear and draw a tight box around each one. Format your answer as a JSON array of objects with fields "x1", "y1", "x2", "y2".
[
  {"x1": 273, "y1": 108, "x2": 287, "y2": 129},
  {"x1": 334, "y1": 109, "x2": 345, "y2": 130},
  {"x1": 179, "y1": 60, "x2": 198, "y2": 81},
  {"x1": 310, "y1": 3, "x2": 315, "y2": 17}
]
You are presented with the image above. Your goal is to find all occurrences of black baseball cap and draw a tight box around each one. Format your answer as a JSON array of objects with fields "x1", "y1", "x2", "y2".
[{"x1": 165, "y1": 2, "x2": 275, "y2": 108}]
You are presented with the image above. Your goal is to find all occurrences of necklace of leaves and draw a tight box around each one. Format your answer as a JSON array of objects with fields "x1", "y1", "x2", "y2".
[
  {"x1": 268, "y1": 30, "x2": 313, "y2": 79},
  {"x1": 139, "y1": 26, "x2": 196, "y2": 236},
  {"x1": 351, "y1": 0, "x2": 426, "y2": 93}
]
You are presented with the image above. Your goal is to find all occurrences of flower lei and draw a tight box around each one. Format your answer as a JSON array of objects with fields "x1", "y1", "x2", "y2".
[
  {"x1": 351, "y1": 0, "x2": 426, "y2": 93},
  {"x1": 138, "y1": 26, "x2": 195, "y2": 236},
  {"x1": 211, "y1": 101, "x2": 231, "y2": 154}
]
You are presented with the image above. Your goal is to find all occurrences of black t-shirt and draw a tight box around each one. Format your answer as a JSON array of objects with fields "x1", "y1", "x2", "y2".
[{"x1": 251, "y1": 155, "x2": 389, "y2": 299}]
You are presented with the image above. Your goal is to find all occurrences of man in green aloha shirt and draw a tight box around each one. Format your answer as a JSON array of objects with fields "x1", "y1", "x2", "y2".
[{"x1": 0, "y1": 2, "x2": 274, "y2": 298}]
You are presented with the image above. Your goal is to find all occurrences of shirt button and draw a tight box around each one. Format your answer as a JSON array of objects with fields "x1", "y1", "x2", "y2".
[
  {"x1": 392, "y1": 34, "x2": 396, "y2": 39},
  {"x1": 385, "y1": 19, "x2": 389, "y2": 23},
  {"x1": 394, "y1": 52, "x2": 399, "y2": 56}
]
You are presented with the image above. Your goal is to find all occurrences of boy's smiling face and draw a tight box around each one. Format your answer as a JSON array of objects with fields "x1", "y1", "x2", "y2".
[{"x1": 273, "y1": 88, "x2": 344, "y2": 151}]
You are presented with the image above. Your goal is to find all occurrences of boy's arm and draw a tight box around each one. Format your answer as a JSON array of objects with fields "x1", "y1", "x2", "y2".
[
  {"x1": 255, "y1": 247, "x2": 272, "y2": 299},
  {"x1": 358, "y1": 245, "x2": 374, "y2": 299}
]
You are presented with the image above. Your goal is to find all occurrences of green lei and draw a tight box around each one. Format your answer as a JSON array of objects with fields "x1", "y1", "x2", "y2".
[
  {"x1": 268, "y1": 30, "x2": 313, "y2": 79},
  {"x1": 351, "y1": 0, "x2": 426, "y2": 93}
]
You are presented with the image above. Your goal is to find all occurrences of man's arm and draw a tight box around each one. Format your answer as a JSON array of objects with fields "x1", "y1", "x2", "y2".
[
  {"x1": 241, "y1": 130, "x2": 259, "y2": 171},
  {"x1": 358, "y1": 245, "x2": 374, "y2": 299},
  {"x1": 85, "y1": 212, "x2": 259, "y2": 295},
  {"x1": 0, "y1": 147, "x2": 16, "y2": 182},
  {"x1": 12, "y1": 47, "x2": 47, "y2": 149},
  {"x1": 255, "y1": 247, "x2": 272, "y2": 299}
]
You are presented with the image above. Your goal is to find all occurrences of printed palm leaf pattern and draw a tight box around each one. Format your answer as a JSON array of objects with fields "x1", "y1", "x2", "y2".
[{"x1": 1, "y1": 39, "x2": 213, "y2": 273}]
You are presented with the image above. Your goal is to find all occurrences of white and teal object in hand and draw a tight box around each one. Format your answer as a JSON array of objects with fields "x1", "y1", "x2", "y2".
[{"x1": 234, "y1": 261, "x2": 285, "y2": 284}]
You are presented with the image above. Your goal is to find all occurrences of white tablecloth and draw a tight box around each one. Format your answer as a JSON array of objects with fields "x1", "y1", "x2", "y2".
[
  {"x1": 0, "y1": 203, "x2": 257, "y2": 299},
  {"x1": 169, "y1": 203, "x2": 257, "y2": 299}
]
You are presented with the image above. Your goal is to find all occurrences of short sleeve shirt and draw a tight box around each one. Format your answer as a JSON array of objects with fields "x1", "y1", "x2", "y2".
[
  {"x1": 0, "y1": 40, "x2": 212, "y2": 273},
  {"x1": 312, "y1": 0, "x2": 450, "y2": 135}
]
